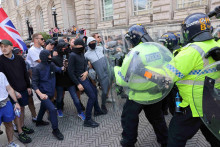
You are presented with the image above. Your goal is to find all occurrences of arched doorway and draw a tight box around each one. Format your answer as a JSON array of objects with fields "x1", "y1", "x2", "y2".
[
  {"x1": 35, "y1": 6, "x2": 44, "y2": 32},
  {"x1": 16, "y1": 14, "x2": 23, "y2": 36},
  {"x1": 47, "y1": 0, "x2": 55, "y2": 30},
  {"x1": 66, "y1": 0, "x2": 77, "y2": 28}
]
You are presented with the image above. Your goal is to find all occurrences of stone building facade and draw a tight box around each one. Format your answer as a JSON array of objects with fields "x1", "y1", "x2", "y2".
[{"x1": 1, "y1": 0, "x2": 220, "y2": 40}]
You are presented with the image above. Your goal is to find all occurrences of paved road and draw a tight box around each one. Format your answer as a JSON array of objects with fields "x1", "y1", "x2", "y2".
[{"x1": 1, "y1": 90, "x2": 211, "y2": 147}]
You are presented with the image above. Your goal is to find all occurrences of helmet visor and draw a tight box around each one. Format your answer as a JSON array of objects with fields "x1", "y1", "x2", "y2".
[
  {"x1": 158, "y1": 38, "x2": 167, "y2": 47},
  {"x1": 124, "y1": 33, "x2": 133, "y2": 51}
]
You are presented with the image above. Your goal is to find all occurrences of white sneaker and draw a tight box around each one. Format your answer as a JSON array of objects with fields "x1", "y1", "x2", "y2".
[
  {"x1": 32, "y1": 117, "x2": 37, "y2": 122},
  {"x1": 8, "y1": 142, "x2": 20, "y2": 147},
  {"x1": 106, "y1": 98, "x2": 116, "y2": 103}
]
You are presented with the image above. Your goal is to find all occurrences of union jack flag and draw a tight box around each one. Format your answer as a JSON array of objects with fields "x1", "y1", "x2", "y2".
[{"x1": 0, "y1": 5, "x2": 27, "y2": 51}]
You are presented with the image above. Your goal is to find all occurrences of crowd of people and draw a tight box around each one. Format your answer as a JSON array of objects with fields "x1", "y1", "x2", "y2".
[
  {"x1": 1, "y1": 10, "x2": 220, "y2": 147},
  {"x1": 0, "y1": 30, "x2": 116, "y2": 146},
  {"x1": 48, "y1": 25, "x2": 86, "y2": 38}
]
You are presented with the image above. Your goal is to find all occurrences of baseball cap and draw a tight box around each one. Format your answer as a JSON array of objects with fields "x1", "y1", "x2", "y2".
[
  {"x1": 13, "y1": 47, "x2": 21, "y2": 54},
  {"x1": 74, "y1": 38, "x2": 85, "y2": 47},
  {"x1": 0, "y1": 40, "x2": 13, "y2": 46},
  {"x1": 45, "y1": 39, "x2": 55, "y2": 46}
]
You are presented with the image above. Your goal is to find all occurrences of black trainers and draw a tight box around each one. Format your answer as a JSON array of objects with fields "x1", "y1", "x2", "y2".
[
  {"x1": 52, "y1": 129, "x2": 64, "y2": 140},
  {"x1": 101, "y1": 105, "x2": 108, "y2": 114},
  {"x1": 36, "y1": 120, "x2": 50, "y2": 127},
  {"x1": 161, "y1": 143, "x2": 167, "y2": 147},
  {"x1": 94, "y1": 110, "x2": 105, "y2": 117},
  {"x1": 84, "y1": 119, "x2": 99, "y2": 128},
  {"x1": 22, "y1": 126, "x2": 34, "y2": 134},
  {"x1": 18, "y1": 132, "x2": 32, "y2": 143}
]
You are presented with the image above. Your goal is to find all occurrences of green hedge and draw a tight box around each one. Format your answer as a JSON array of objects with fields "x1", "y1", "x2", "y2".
[{"x1": 39, "y1": 32, "x2": 51, "y2": 41}]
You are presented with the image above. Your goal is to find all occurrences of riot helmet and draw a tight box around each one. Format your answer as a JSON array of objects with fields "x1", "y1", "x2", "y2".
[
  {"x1": 158, "y1": 32, "x2": 178, "y2": 51},
  {"x1": 180, "y1": 13, "x2": 213, "y2": 45},
  {"x1": 125, "y1": 25, "x2": 153, "y2": 47}
]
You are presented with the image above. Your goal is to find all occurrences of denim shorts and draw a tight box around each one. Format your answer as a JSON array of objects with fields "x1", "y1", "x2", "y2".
[{"x1": 0, "y1": 101, "x2": 15, "y2": 125}]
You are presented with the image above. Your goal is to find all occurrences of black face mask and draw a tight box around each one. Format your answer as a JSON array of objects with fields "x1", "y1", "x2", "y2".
[
  {"x1": 89, "y1": 43, "x2": 96, "y2": 50},
  {"x1": 59, "y1": 51, "x2": 65, "y2": 55},
  {"x1": 72, "y1": 47, "x2": 85, "y2": 54},
  {"x1": 47, "y1": 58, "x2": 52, "y2": 63}
]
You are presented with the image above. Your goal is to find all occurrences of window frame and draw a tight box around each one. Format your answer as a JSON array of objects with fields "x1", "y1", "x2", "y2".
[
  {"x1": 101, "y1": 0, "x2": 113, "y2": 21},
  {"x1": 132, "y1": 0, "x2": 152, "y2": 16},
  {"x1": 14, "y1": 0, "x2": 19, "y2": 6},
  {"x1": 176, "y1": 0, "x2": 208, "y2": 9}
]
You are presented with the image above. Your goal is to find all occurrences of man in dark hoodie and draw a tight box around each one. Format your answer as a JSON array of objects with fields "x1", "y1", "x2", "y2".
[
  {"x1": 85, "y1": 37, "x2": 110, "y2": 114},
  {"x1": 32, "y1": 50, "x2": 64, "y2": 140},
  {"x1": 68, "y1": 38, "x2": 104, "y2": 128},
  {"x1": 52, "y1": 42, "x2": 85, "y2": 120}
]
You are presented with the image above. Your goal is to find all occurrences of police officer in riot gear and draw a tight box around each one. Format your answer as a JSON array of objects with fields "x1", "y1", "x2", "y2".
[
  {"x1": 165, "y1": 13, "x2": 220, "y2": 147},
  {"x1": 115, "y1": 25, "x2": 168, "y2": 147},
  {"x1": 158, "y1": 32, "x2": 179, "y2": 52}
]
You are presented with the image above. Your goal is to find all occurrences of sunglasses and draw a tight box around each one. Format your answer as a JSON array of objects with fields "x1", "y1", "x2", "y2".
[
  {"x1": 38, "y1": 38, "x2": 44, "y2": 41},
  {"x1": 97, "y1": 36, "x2": 101, "y2": 38}
]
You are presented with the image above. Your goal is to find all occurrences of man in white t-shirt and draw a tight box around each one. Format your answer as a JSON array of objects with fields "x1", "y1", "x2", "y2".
[
  {"x1": 0, "y1": 72, "x2": 21, "y2": 147},
  {"x1": 26, "y1": 33, "x2": 45, "y2": 68}
]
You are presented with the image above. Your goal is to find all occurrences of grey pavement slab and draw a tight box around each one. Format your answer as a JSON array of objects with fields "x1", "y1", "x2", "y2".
[{"x1": 0, "y1": 90, "x2": 211, "y2": 147}]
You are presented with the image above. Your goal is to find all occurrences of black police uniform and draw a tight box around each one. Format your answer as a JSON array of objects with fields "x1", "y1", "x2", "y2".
[{"x1": 120, "y1": 25, "x2": 168, "y2": 147}]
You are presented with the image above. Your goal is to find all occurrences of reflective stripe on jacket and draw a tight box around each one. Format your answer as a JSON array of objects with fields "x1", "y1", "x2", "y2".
[{"x1": 166, "y1": 39, "x2": 220, "y2": 117}]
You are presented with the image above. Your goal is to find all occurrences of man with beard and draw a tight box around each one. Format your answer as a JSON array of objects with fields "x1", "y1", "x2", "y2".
[{"x1": 26, "y1": 33, "x2": 45, "y2": 69}]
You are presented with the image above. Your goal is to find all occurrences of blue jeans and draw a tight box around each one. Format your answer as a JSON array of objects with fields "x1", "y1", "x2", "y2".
[
  {"x1": 37, "y1": 96, "x2": 58, "y2": 130},
  {"x1": 56, "y1": 86, "x2": 82, "y2": 114},
  {"x1": 78, "y1": 78, "x2": 101, "y2": 120}
]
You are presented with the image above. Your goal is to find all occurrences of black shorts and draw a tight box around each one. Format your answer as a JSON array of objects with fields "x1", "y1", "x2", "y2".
[{"x1": 10, "y1": 90, "x2": 29, "y2": 107}]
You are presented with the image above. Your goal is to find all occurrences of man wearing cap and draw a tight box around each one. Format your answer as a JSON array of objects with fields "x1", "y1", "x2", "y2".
[
  {"x1": 0, "y1": 40, "x2": 33, "y2": 143},
  {"x1": 26, "y1": 33, "x2": 45, "y2": 68}
]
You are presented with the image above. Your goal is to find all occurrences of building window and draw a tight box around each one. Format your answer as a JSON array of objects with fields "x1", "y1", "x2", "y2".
[
  {"x1": 133, "y1": 0, "x2": 152, "y2": 15},
  {"x1": 14, "y1": 0, "x2": 19, "y2": 6},
  {"x1": 39, "y1": 9, "x2": 44, "y2": 31},
  {"x1": 101, "y1": 0, "x2": 113, "y2": 21},
  {"x1": 177, "y1": 0, "x2": 207, "y2": 9}
]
